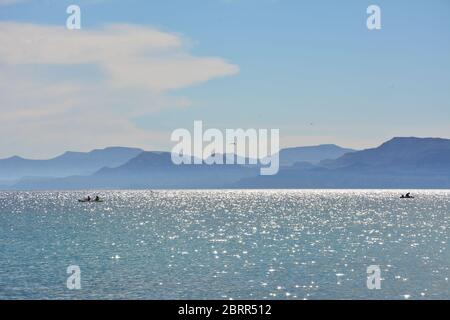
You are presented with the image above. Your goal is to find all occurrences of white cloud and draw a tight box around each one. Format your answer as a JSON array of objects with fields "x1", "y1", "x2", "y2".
[
  {"x1": 0, "y1": 22, "x2": 239, "y2": 158},
  {"x1": 0, "y1": 22, "x2": 239, "y2": 91}
]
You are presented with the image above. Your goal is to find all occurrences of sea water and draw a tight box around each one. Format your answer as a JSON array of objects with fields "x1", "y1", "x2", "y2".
[{"x1": 0, "y1": 190, "x2": 449, "y2": 299}]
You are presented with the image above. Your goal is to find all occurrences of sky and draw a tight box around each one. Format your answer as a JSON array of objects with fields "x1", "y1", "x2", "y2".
[{"x1": 0, "y1": 0, "x2": 449, "y2": 159}]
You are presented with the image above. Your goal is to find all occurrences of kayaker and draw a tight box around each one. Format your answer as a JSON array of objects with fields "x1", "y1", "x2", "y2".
[{"x1": 401, "y1": 192, "x2": 413, "y2": 199}]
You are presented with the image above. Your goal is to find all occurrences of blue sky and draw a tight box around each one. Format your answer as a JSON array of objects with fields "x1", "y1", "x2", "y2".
[{"x1": 0, "y1": 0, "x2": 449, "y2": 158}]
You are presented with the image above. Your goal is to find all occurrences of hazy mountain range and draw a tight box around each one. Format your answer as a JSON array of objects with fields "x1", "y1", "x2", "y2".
[
  {"x1": 238, "y1": 137, "x2": 450, "y2": 189},
  {"x1": 277, "y1": 144, "x2": 356, "y2": 166},
  {"x1": 1, "y1": 137, "x2": 449, "y2": 190},
  {"x1": 0, "y1": 147, "x2": 143, "y2": 181}
]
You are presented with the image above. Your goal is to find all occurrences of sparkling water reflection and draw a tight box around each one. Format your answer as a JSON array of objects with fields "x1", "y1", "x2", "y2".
[{"x1": 0, "y1": 190, "x2": 449, "y2": 299}]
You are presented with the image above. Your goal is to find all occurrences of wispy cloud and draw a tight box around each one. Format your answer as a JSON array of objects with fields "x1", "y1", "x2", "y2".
[
  {"x1": 0, "y1": 22, "x2": 239, "y2": 158},
  {"x1": 0, "y1": 22, "x2": 239, "y2": 91}
]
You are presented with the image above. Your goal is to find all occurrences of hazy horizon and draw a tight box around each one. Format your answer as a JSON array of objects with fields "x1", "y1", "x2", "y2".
[{"x1": 2, "y1": 135, "x2": 450, "y2": 161}]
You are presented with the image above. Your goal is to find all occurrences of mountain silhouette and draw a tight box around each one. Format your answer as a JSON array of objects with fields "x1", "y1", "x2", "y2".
[
  {"x1": 320, "y1": 137, "x2": 450, "y2": 169},
  {"x1": 0, "y1": 147, "x2": 143, "y2": 181},
  {"x1": 12, "y1": 151, "x2": 259, "y2": 189},
  {"x1": 236, "y1": 137, "x2": 450, "y2": 188},
  {"x1": 1, "y1": 144, "x2": 351, "y2": 188},
  {"x1": 278, "y1": 144, "x2": 355, "y2": 166},
  {"x1": 4, "y1": 137, "x2": 450, "y2": 189}
]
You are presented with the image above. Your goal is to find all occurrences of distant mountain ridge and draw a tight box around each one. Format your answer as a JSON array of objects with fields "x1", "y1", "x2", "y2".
[
  {"x1": 320, "y1": 137, "x2": 450, "y2": 169},
  {"x1": 3, "y1": 137, "x2": 450, "y2": 189},
  {"x1": 12, "y1": 151, "x2": 260, "y2": 190},
  {"x1": 0, "y1": 147, "x2": 143, "y2": 181},
  {"x1": 237, "y1": 137, "x2": 450, "y2": 189},
  {"x1": 5, "y1": 143, "x2": 354, "y2": 190},
  {"x1": 278, "y1": 144, "x2": 355, "y2": 166},
  {"x1": 0, "y1": 144, "x2": 352, "y2": 183}
]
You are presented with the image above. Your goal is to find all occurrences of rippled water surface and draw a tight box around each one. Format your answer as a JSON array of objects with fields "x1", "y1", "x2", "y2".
[{"x1": 0, "y1": 190, "x2": 449, "y2": 299}]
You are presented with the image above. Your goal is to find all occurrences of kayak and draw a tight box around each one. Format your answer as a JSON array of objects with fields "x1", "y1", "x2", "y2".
[{"x1": 78, "y1": 199, "x2": 104, "y2": 203}]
